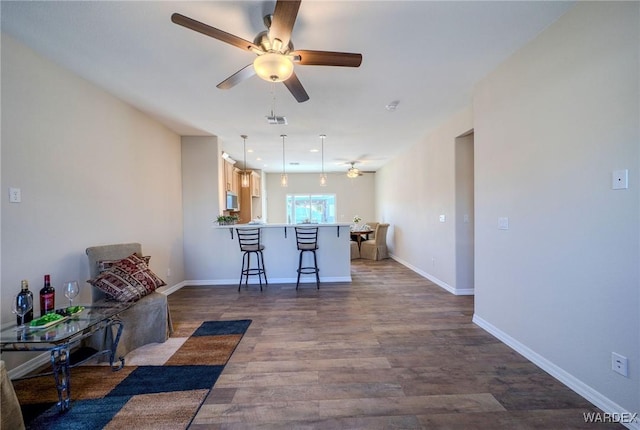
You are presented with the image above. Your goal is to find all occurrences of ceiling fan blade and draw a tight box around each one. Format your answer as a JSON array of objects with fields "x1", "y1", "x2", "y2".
[
  {"x1": 269, "y1": 0, "x2": 301, "y2": 49},
  {"x1": 283, "y1": 71, "x2": 309, "y2": 103},
  {"x1": 291, "y1": 50, "x2": 363, "y2": 67},
  {"x1": 171, "y1": 13, "x2": 261, "y2": 53},
  {"x1": 216, "y1": 64, "x2": 256, "y2": 90}
]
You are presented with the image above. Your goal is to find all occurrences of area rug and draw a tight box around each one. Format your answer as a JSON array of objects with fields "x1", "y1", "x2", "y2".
[{"x1": 14, "y1": 319, "x2": 251, "y2": 430}]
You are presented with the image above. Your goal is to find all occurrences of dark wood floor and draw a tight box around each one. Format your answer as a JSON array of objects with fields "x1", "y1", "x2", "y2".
[{"x1": 168, "y1": 258, "x2": 620, "y2": 429}]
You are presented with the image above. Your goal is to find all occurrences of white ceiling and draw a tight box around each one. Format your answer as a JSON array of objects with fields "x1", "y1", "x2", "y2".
[{"x1": 1, "y1": 1, "x2": 574, "y2": 174}]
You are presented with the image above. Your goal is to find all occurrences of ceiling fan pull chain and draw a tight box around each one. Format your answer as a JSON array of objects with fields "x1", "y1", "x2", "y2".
[{"x1": 270, "y1": 82, "x2": 277, "y2": 117}]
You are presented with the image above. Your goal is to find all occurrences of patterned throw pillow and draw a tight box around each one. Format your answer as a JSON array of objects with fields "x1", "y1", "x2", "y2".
[
  {"x1": 88, "y1": 253, "x2": 166, "y2": 302},
  {"x1": 97, "y1": 255, "x2": 151, "y2": 273}
]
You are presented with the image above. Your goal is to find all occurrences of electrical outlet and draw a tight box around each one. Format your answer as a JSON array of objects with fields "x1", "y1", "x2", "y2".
[
  {"x1": 167, "y1": 268, "x2": 172, "y2": 278},
  {"x1": 611, "y1": 352, "x2": 628, "y2": 377},
  {"x1": 9, "y1": 187, "x2": 21, "y2": 203}
]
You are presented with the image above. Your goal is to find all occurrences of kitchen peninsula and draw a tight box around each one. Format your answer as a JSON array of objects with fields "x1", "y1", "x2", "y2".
[{"x1": 210, "y1": 223, "x2": 352, "y2": 285}]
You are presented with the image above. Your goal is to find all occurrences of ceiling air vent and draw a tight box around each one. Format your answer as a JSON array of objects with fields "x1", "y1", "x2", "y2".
[{"x1": 266, "y1": 115, "x2": 287, "y2": 125}]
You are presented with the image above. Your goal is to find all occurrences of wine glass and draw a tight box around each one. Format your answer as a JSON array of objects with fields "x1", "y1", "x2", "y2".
[
  {"x1": 12, "y1": 294, "x2": 33, "y2": 329},
  {"x1": 64, "y1": 281, "x2": 80, "y2": 309}
]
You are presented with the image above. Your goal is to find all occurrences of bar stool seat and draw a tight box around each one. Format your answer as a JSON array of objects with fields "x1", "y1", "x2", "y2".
[
  {"x1": 295, "y1": 227, "x2": 320, "y2": 289},
  {"x1": 236, "y1": 227, "x2": 268, "y2": 291}
]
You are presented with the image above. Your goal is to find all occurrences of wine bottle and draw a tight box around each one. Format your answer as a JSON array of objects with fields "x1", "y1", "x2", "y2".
[
  {"x1": 39, "y1": 274, "x2": 55, "y2": 316},
  {"x1": 16, "y1": 280, "x2": 34, "y2": 324}
]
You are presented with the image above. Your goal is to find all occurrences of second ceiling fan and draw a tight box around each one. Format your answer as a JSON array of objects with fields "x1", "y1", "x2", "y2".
[{"x1": 171, "y1": 0, "x2": 363, "y2": 103}]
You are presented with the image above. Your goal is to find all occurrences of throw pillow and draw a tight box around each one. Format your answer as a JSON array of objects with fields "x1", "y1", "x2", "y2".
[
  {"x1": 97, "y1": 255, "x2": 151, "y2": 273},
  {"x1": 88, "y1": 253, "x2": 166, "y2": 302}
]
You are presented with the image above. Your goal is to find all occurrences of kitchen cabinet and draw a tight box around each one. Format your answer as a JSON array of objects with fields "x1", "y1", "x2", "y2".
[
  {"x1": 232, "y1": 168, "x2": 240, "y2": 196},
  {"x1": 223, "y1": 159, "x2": 234, "y2": 192},
  {"x1": 251, "y1": 171, "x2": 261, "y2": 197},
  {"x1": 223, "y1": 159, "x2": 242, "y2": 196},
  {"x1": 238, "y1": 171, "x2": 263, "y2": 223}
]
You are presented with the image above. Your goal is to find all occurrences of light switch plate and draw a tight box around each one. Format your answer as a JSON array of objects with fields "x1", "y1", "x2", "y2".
[
  {"x1": 612, "y1": 169, "x2": 628, "y2": 189},
  {"x1": 498, "y1": 217, "x2": 509, "y2": 230},
  {"x1": 439, "y1": 214, "x2": 446, "y2": 223}
]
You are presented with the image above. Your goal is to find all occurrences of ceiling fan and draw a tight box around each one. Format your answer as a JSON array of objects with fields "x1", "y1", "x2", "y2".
[
  {"x1": 171, "y1": 0, "x2": 362, "y2": 103},
  {"x1": 346, "y1": 162, "x2": 363, "y2": 178}
]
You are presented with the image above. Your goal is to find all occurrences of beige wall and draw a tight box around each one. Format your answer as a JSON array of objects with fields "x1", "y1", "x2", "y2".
[
  {"x1": 265, "y1": 172, "x2": 376, "y2": 225},
  {"x1": 376, "y1": 107, "x2": 473, "y2": 294},
  {"x1": 379, "y1": 1, "x2": 638, "y2": 416},
  {"x1": 473, "y1": 2, "x2": 638, "y2": 413},
  {"x1": 181, "y1": 136, "x2": 222, "y2": 281},
  {"x1": 455, "y1": 133, "x2": 474, "y2": 292},
  {"x1": 1, "y1": 35, "x2": 185, "y2": 370}
]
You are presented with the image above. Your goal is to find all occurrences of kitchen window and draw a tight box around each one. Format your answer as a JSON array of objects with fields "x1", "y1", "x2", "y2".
[{"x1": 286, "y1": 194, "x2": 336, "y2": 224}]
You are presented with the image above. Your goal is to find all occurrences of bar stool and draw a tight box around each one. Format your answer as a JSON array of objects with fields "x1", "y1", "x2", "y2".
[
  {"x1": 295, "y1": 226, "x2": 320, "y2": 289},
  {"x1": 236, "y1": 227, "x2": 268, "y2": 291}
]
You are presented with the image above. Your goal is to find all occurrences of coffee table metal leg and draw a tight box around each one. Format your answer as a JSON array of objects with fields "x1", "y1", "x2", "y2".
[
  {"x1": 108, "y1": 317, "x2": 125, "y2": 370},
  {"x1": 50, "y1": 345, "x2": 71, "y2": 411}
]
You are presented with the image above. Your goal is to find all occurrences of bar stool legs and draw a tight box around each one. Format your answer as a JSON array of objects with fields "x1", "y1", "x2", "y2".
[
  {"x1": 296, "y1": 248, "x2": 320, "y2": 289},
  {"x1": 236, "y1": 228, "x2": 268, "y2": 291},
  {"x1": 239, "y1": 248, "x2": 268, "y2": 291},
  {"x1": 295, "y1": 227, "x2": 320, "y2": 290}
]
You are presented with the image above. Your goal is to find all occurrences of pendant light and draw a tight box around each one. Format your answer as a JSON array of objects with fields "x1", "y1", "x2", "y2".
[
  {"x1": 319, "y1": 134, "x2": 327, "y2": 186},
  {"x1": 280, "y1": 134, "x2": 288, "y2": 187},
  {"x1": 241, "y1": 135, "x2": 249, "y2": 188}
]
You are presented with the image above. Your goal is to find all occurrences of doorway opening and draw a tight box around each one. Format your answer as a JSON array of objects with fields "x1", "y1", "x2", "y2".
[{"x1": 455, "y1": 130, "x2": 475, "y2": 294}]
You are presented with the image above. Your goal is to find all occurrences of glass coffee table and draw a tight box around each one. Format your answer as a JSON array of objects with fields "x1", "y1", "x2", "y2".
[{"x1": 0, "y1": 301, "x2": 132, "y2": 411}]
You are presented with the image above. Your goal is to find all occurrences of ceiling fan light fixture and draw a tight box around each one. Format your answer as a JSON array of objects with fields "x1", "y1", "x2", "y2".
[
  {"x1": 254, "y1": 53, "x2": 294, "y2": 82},
  {"x1": 347, "y1": 162, "x2": 361, "y2": 178}
]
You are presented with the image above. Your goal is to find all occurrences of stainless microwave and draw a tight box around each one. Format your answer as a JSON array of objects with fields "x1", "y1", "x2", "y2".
[{"x1": 226, "y1": 191, "x2": 239, "y2": 211}]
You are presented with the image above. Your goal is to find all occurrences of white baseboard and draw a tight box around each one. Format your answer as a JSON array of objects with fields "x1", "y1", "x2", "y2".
[
  {"x1": 390, "y1": 254, "x2": 474, "y2": 296},
  {"x1": 7, "y1": 352, "x2": 51, "y2": 379},
  {"x1": 157, "y1": 280, "x2": 187, "y2": 295},
  {"x1": 184, "y1": 276, "x2": 352, "y2": 286},
  {"x1": 473, "y1": 314, "x2": 639, "y2": 430}
]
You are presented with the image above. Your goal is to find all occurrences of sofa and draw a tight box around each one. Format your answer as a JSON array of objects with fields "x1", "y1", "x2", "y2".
[
  {"x1": 85, "y1": 243, "x2": 172, "y2": 361},
  {"x1": 1, "y1": 360, "x2": 25, "y2": 430}
]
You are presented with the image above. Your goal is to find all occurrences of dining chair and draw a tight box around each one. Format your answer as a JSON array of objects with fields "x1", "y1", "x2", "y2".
[
  {"x1": 365, "y1": 221, "x2": 379, "y2": 239},
  {"x1": 350, "y1": 241, "x2": 360, "y2": 259},
  {"x1": 360, "y1": 223, "x2": 390, "y2": 260}
]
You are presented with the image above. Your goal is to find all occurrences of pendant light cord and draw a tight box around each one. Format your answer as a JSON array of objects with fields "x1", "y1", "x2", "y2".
[
  {"x1": 320, "y1": 135, "x2": 325, "y2": 176},
  {"x1": 281, "y1": 134, "x2": 286, "y2": 174},
  {"x1": 242, "y1": 135, "x2": 247, "y2": 171}
]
